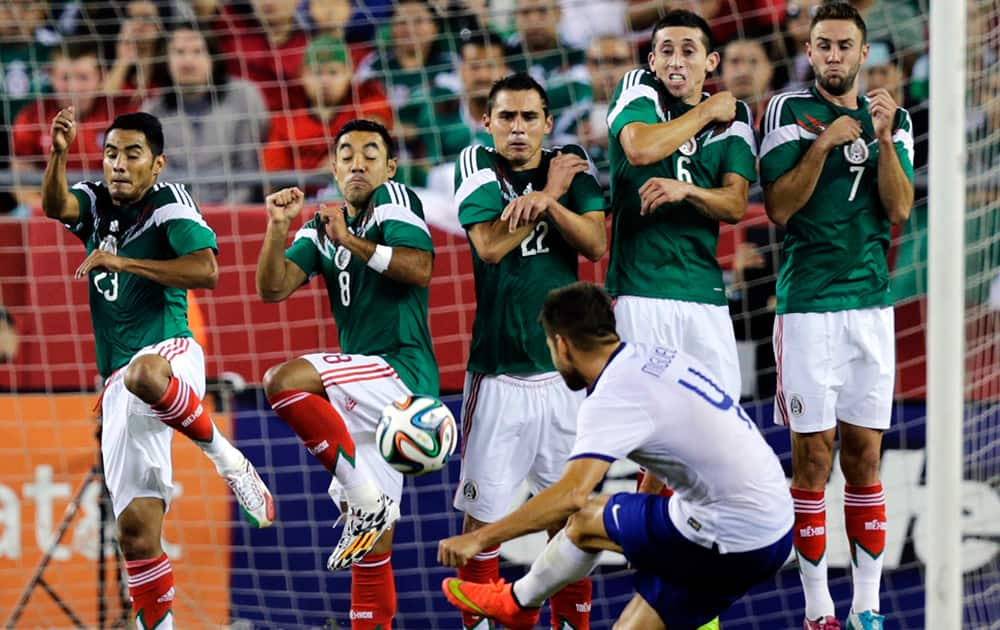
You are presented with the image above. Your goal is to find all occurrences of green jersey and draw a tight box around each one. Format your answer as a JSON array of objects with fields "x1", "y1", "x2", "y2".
[
  {"x1": 456, "y1": 144, "x2": 606, "y2": 375},
  {"x1": 606, "y1": 69, "x2": 759, "y2": 305},
  {"x1": 1, "y1": 39, "x2": 54, "y2": 126},
  {"x1": 505, "y1": 38, "x2": 592, "y2": 145},
  {"x1": 66, "y1": 181, "x2": 218, "y2": 377},
  {"x1": 759, "y1": 87, "x2": 915, "y2": 313},
  {"x1": 284, "y1": 181, "x2": 439, "y2": 395}
]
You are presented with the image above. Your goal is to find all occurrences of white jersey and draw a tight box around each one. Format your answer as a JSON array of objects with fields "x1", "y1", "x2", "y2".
[{"x1": 571, "y1": 342, "x2": 793, "y2": 553}]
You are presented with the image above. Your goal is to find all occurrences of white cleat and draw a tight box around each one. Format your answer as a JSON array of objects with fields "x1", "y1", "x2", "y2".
[
  {"x1": 327, "y1": 493, "x2": 400, "y2": 571},
  {"x1": 225, "y1": 458, "x2": 275, "y2": 528}
]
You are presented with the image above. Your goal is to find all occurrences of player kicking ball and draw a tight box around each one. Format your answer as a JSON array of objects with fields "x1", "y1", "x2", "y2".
[
  {"x1": 41, "y1": 109, "x2": 274, "y2": 630},
  {"x1": 438, "y1": 282, "x2": 793, "y2": 630}
]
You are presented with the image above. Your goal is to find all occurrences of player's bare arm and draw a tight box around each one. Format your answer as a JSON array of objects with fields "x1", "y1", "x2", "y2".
[
  {"x1": 496, "y1": 152, "x2": 607, "y2": 261},
  {"x1": 466, "y1": 219, "x2": 538, "y2": 265},
  {"x1": 640, "y1": 172, "x2": 749, "y2": 223},
  {"x1": 868, "y1": 89, "x2": 914, "y2": 224},
  {"x1": 75, "y1": 247, "x2": 218, "y2": 288},
  {"x1": 437, "y1": 457, "x2": 611, "y2": 568},
  {"x1": 319, "y1": 203, "x2": 434, "y2": 288},
  {"x1": 41, "y1": 107, "x2": 82, "y2": 224},
  {"x1": 257, "y1": 187, "x2": 308, "y2": 302},
  {"x1": 764, "y1": 115, "x2": 861, "y2": 226},
  {"x1": 619, "y1": 91, "x2": 736, "y2": 167}
]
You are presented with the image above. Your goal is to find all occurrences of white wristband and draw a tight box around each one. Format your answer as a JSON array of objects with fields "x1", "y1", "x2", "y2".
[{"x1": 367, "y1": 244, "x2": 393, "y2": 273}]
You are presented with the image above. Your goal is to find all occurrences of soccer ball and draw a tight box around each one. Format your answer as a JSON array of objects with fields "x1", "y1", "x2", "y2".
[{"x1": 376, "y1": 395, "x2": 458, "y2": 476}]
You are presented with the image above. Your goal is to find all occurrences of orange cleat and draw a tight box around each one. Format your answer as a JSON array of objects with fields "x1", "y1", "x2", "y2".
[{"x1": 441, "y1": 578, "x2": 541, "y2": 630}]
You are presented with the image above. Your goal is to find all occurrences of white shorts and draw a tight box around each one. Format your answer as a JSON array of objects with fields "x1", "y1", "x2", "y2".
[
  {"x1": 454, "y1": 371, "x2": 583, "y2": 523},
  {"x1": 615, "y1": 295, "x2": 741, "y2": 396},
  {"x1": 101, "y1": 337, "x2": 205, "y2": 519},
  {"x1": 773, "y1": 308, "x2": 895, "y2": 432},
  {"x1": 301, "y1": 352, "x2": 409, "y2": 508}
]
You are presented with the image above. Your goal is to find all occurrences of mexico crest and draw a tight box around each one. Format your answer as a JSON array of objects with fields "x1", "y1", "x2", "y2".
[{"x1": 843, "y1": 137, "x2": 869, "y2": 164}]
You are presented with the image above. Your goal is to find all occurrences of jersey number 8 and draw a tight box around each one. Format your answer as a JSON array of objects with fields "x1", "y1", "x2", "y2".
[{"x1": 338, "y1": 271, "x2": 350, "y2": 306}]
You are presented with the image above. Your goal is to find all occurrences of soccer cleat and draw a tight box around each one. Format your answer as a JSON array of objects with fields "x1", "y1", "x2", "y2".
[
  {"x1": 225, "y1": 457, "x2": 275, "y2": 528},
  {"x1": 327, "y1": 493, "x2": 400, "y2": 571},
  {"x1": 846, "y1": 610, "x2": 884, "y2": 630},
  {"x1": 804, "y1": 616, "x2": 841, "y2": 629},
  {"x1": 441, "y1": 578, "x2": 540, "y2": 630}
]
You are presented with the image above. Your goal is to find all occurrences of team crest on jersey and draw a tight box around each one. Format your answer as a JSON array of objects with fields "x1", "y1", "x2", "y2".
[
  {"x1": 678, "y1": 137, "x2": 698, "y2": 156},
  {"x1": 334, "y1": 245, "x2": 351, "y2": 270},
  {"x1": 462, "y1": 480, "x2": 478, "y2": 501},
  {"x1": 843, "y1": 138, "x2": 869, "y2": 165},
  {"x1": 789, "y1": 394, "x2": 805, "y2": 417}
]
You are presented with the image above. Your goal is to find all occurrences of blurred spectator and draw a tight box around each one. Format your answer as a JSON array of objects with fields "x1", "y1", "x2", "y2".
[
  {"x1": 505, "y1": 0, "x2": 591, "y2": 144},
  {"x1": 11, "y1": 40, "x2": 133, "y2": 206},
  {"x1": 102, "y1": 0, "x2": 170, "y2": 102},
  {"x1": 772, "y1": 0, "x2": 820, "y2": 90},
  {"x1": 262, "y1": 36, "x2": 393, "y2": 175},
  {"x1": 306, "y1": 0, "x2": 354, "y2": 40},
  {"x1": 0, "y1": 300, "x2": 17, "y2": 364},
  {"x1": 357, "y1": 0, "x2": 457, "y2": 147},
  {"x1": 577, "y1": 35, "x2": 635, "y2": 188},
  {"x1": 556, "y1": 0, "x2": 629, "y2": 50},
  {"x1": 413, "y1": 30, "x2": 507, "y2": 168},
  {"x1": 861, "y1": 40, "x2": 904, "y2": 104},
  {"x1": 143, "y1": 25, "x2": 269, "y2": 204},
  {"x1": 721, "y1": 37, "x2": 773, "y2": 127},
  {"x1": 1, "y1": 1, "x2": 60, "y2": 213},
  {"x1": 214, "y1": 0, "x2": 310, "y2": 113},
  {"x1": 848, "y1": 0, "x2": 926, "y2": 72}
]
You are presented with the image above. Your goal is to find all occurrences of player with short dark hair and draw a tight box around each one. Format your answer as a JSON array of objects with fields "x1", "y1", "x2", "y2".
[
  {"x1": 257, "y1": 118, "x2": 437, "y2": 628},
  {"x1": 439, "y1": 282, "x2": 794, "y2": 630},
  {"x1": 606, "y1": 9, "x2": 757, "y2": 399},
  {"x1": 41, "y1": 109, "x2": 275, "y2": 630},
  {"x1": 759, "y1": 2, "x2": 914, "y2": 628},
  {"x1": 452, "y1": 73, "x2": 607, "y2": 630}
]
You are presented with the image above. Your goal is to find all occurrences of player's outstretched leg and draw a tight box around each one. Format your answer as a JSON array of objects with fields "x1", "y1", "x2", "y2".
[
  {"x1": 442, "y1": 578, "x2": 541, "y2": 630},
  {"x1": 264, "y1": 357, "x2": 398, "y2": 569},
  {"x1": 126, "y1": 352, "x2": 275, "y2": 528}
]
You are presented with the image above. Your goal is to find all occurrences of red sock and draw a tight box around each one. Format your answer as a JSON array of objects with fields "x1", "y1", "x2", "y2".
[
  {"x1": 550, "y1": 576, "x2": 592, "y2": 629},
  {"x1": 151, "y1": 377, "x2": 213, "y2": 442},
  {"x1": 126, "y1": 553, "x2": 174, "y2": 629},
  {"x1": 457, "y1": 544, "x2": 500, "y2": 628},
  {"x1": 268, "y1": 390, "x2": 356, "y2": 473},
  {"x1": 635, "y1": 469, "x2": 674, "y2": 497},
  {"x1": 844, "y1": 483, "x2": 887, "y2": 562},
  {"x1": 350, "y1": 551, "x2": 396, "y2": 629},
  {"x1": 791, "y1": 487, "x2": 826, "y2": 564}
]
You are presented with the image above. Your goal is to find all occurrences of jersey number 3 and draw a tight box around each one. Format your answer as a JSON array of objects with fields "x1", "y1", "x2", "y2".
[{"x1": 94, "y1": 272, "x2": 119, "y2": 302}]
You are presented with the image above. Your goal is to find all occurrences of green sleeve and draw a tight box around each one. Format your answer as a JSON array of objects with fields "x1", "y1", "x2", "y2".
[
  {"x1": 371, "y1": 182, "x2": 434, "y2": 252},
  {"x1": 720, "y1": 101, "x2": 759, "y2": 183},
  {"x1": 759, "y1": 96, "x2": 805, "y2": 185},
  {"x1": 163, "y1": 215, "x2": 218, "y2": 256},
  {"x1": 607, "y1": 70, "x2": 663, "y2": 140},
  {"x1": 892, "y1": 108, "x2": 915, "y2": 182},
  {"x1": 285, "y1": 217, "x2": 323, "y2": 279},
  {"x1": 455, "y1": 145, "x2": 503, "y2": 227},
  {"x1": 66, "y1": 182, "x2": 97, "y2": 243},
  {"x1": 561, "y1": 144, "x2": 607, "y2": 214}
]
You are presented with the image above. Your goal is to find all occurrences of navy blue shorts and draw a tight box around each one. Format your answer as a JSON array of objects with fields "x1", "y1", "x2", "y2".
[{"x1": 603, "y1": 492, "x2": 792, "y2": 629}]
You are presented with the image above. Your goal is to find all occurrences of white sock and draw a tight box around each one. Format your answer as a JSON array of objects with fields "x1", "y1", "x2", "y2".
[
  {"x1": 512, "y1": 529, "x2": 599, "y2": 608},
  {"x1": 201, "y1": 428, "x2": 244, "y2": 476}
]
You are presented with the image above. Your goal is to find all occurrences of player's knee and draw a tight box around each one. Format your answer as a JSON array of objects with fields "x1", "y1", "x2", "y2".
[
  {"x1": 262, "y1": 362, "x2": 291, "y2": 399},
  {"x1": 840, "y1": 443, "x2": 881, "y2": 484},
  {"x1": 793, "y1": 441, "x2": 834, "y2": 487},
  {"x1": 123, "y1": 355, "x2": 171, "y2": 402},
  {"x1": 117, "y1": 516, "x2": 159, "y2": 560}
]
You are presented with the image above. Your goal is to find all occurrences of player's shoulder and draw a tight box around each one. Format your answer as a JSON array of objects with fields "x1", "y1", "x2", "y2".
[
  {"x1": 549, "y1": 143, "x2": 590, "y2": 161},
  {"x1": 612, "y1": 68, "x2": 658, "y2": 98},
  {"x1": 892, "y1": 104, "x2": 913, "y2": 129},
  {"x1": 761, "y1": 88, "x2": 813, "y2": 134},
  {"x1": 149, "y1": 181, "x2": 200, "y2": 211},
  {"x1": 733, "y1": 98, "x2": 754, "y2": 125},
  {"x1": 373, "y1": 180, "x2": 422, "y2": 211},
  {"x1": 70, "y1": 180, "x2": 106, "y2": 202},
  {"x1": 457, "y1": 144, "x2": 498, "y2": 177}
]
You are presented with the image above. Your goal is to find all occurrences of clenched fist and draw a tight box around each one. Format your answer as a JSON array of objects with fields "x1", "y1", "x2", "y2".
[
  {"x1": 50, "y1": 107, "x2": 77, "y2": 154},
  {"x1": 265, "y1": 187, "x2": 305, "y2": 224}
]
